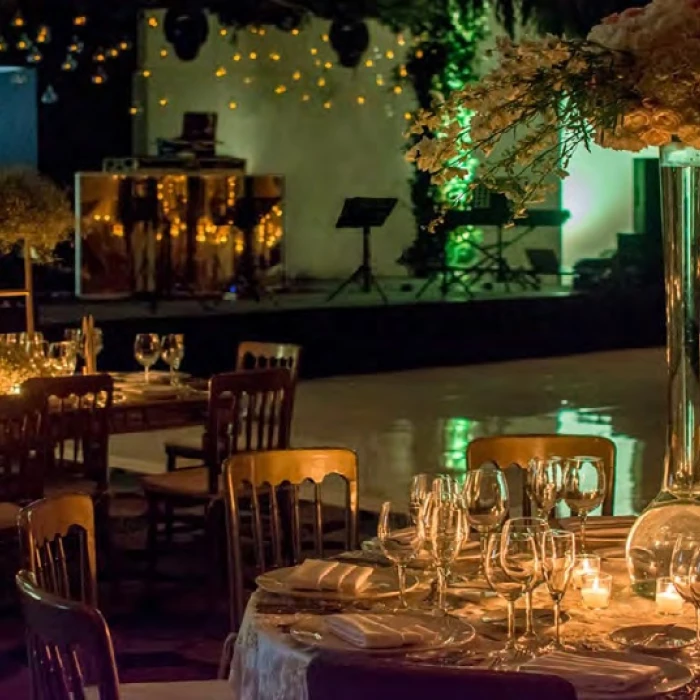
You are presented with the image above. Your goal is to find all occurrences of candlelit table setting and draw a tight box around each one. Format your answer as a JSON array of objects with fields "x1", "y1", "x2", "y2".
[{"x1": 230, "y1": 459, "x2": 700, "y2": 700}]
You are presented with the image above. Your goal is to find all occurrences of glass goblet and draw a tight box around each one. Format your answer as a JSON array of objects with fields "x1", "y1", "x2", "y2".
[
  {"x1": 562, "y1": 456, "x2": 606, "y2": 553},
  {"x1": 463, "y1": 464, "x2": 509, "y2": 575},
  {"x1": 671, "y1": 534, "x2": 700, "y2": 659},
  {"x1": 502, "y1": 516, "x2": 549, "y2": 647},
  {"x1": 134, "y1": 333, "x2": 161, "y2": 383},
  {"x1": 484, "y1": 531, "x2": 526, "y2": 659},
  {"x1": 541, "y1": 529, "x2": 576, "y2": 651},
  {"x1": 161, "y1": 334, "x2": 185, "y2": 385},
  {"x1": 528, "y1": 457, "x2": 563, "y2": 520},
  {"x1": 48, "y1": 341, "x2": 77, "y2": 376},
  {"x1": 423, "y1": 492, "x2": 465, "y2": 614},
  {"x1": 409, "y1": 474, "x2": 430, "y2": 526},
  {"x1": 378, "y1": 501, "x2": 423, "y2": 609}
]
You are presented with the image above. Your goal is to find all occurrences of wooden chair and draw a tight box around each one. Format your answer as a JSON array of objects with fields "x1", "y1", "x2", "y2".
[
  {"x1": 0, "y1": 393, "x2": 44, "y2": 534},
  {"x1": 141, "y1": 368, "x2": 295, "y2": 581},
  {"x1": 164, "y1": 341, "x2": 301, "y2": 471},
  {"x1": 306, "y1": 654, "x2": 577, "y2": 700},
  {"x1": 223, "y1": 448, "x2": 359, "y2": 631},
  {"x1": 18, "y1": 493, "x2": 97, "y2": 606},
  {"x1": 22, "y1": 374, "x2": 114, "y2": 500},
  {"x1": 16, "y1": 570, "x2": 233, "y2": 700},
  {"x1": 467, "y1": 434, "x2": 617, "y2": 516}
]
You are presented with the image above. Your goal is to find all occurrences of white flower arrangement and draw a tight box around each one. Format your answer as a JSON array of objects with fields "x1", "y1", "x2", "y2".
[{"x1": 408, "y1": 0, "x2": 700, "y2": 216}]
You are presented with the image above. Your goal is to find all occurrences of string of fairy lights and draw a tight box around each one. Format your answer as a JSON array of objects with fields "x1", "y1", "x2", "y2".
[{"x1": 132, "y1": 16, "x2": 419, "y2": 119}]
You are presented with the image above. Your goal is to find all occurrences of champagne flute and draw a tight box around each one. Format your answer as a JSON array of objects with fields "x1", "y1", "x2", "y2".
[
  {"x1": 134, "y1": 333, "x2": 161, "y2": 383},
  {"x1": 541, "y1": 530, "x2": 576, "y2": 651},
  {"x1": 409, "y1": 474, "x2": 430, "y2": 526},
  {"x1": 463, "y1": 464, "x2": 509, "y2": 575},
  {"x1": 378, "y1": 501, "x2": 424, "y2": 609},
  {"x1": 47, "y1": 341, "x2": 77, "y2": 376},
  {"x1": 671, "y1": 534, "x2": 700, "y2": 658},
  {"x1": 528, "y1": 457, "x2": 563, "y2": 520},
  {"x1": 562, "y1": 456, "x2": 606, "y2": 553},
  {"x1": 484, "y1": 531, "x2": 526, "y2": 659},
  {"x1": 423, "y1": 492, "x2": 465, "y2": 613},
  {"x1": 161, "y1": 334, "x2": 185, "y2": 385},
  {"x1": 502, "y1": 516, "x2": 549, "y2": 647}
]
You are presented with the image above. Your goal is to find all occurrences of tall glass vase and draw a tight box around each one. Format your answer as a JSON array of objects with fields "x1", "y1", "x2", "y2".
[{"x1": 627, "y1": 142, "x2": 700, "y2": 597}]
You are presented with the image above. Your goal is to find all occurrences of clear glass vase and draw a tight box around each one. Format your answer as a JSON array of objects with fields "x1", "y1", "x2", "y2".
[{"x1": 627, "y1": 142, "x2": 700, "y2": 597}]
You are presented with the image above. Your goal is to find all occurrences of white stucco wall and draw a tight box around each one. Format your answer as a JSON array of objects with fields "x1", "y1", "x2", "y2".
[{"x1": 136, "y1": 13, "x2": 417, "y2": 279}]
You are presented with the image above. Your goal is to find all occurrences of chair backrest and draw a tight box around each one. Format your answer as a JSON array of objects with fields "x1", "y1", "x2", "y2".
[
  {"x1": 205, "y1": 368, "x2": 295, "y2": 493},
  {"x1": 16, "y1": 570, "x2": 120, "y2": 700},
  {"x1": 18, "y1": 493, "x2": 97, "y2": 606},
  {"x1": 22, "y1": 374, "x2": 114, "y2": 494},
  {"x1": 467, "y1": 434, "x2": 616, "y2": 516},
  {"x1": 0, "y1": 393, "x2": 44, "y2": 504},
  {"x1": 306, "y1": 654, "x2": 578, "y2": 700},
  {"x1": 223, "y1": 448, "x2": 359, "y2": 630},
  {"x1": 236, "y1": 341, "x2": 301, "y2": 382}
]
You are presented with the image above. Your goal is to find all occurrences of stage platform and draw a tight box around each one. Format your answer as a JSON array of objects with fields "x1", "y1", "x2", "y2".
[{"x1": 35, "y1": 278, "x2": 665, "y2": 379}]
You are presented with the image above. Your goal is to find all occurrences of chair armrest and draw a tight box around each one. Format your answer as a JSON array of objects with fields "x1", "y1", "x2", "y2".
[{"x1": 164, "y1": 439, "x2": 205, "y2": 471}]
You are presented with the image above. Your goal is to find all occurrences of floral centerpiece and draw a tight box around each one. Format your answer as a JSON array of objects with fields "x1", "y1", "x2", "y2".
[
  {"x1": 409, "y1": 0, "x2": 700, "y2": 598},
  {"x1": 0, "y1": 168, "x2": 73, "y2": 334},
  {"x1": 408, "y1": 0, "x2": 700, "y2": 217}
]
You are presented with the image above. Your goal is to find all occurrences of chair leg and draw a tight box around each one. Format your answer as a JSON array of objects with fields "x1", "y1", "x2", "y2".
[
  {"x1": 205, "y1": 498, "x2": 225, "y2": 613},
  {"x1": 164, "y1": 503, "x2": 174, "y2": 544},
  {"x1": 146, "y1": 493, "x2": 160, "y2": 591}
]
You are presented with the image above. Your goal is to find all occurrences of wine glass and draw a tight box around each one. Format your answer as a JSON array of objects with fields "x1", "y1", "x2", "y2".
[
  {"x1": 161, "y1": 334, "x2": 185, "y2": 385},
  {"x1": 463, "y1": 464, "x2": 509, "y2": 575},
  {"x1": 378, "y1": 501, "x2": 424, "y2": 609},
  {"x1": 541, "y1": 529, "x2": 576, "y2": 651},
  {"x1": 484, "y1": 531, "x2": 526, "y2": 659},
  {"x1": 502, "y1": 516, "x2": 549, "y2": 647},
  {"x1": 528, "y1": 457, "x2": 563, "y2": 520},
  {"x1": 562, "y1": 456, "x2": 606, "y2": 553},
  {"x1": 409, "y1": 474, "x2": 430, "y2": 525},
  {"x1": 422, "y1": 491, "x2": 466, "y2": 613},
  {"x1": 671, "y1": 534, "x2": 700, "y2": 658},
  {"x1": 134, "y1": 333, "x2": 161, "y2": 383},
  {"x1": 47, "y1": 341, "x2": 77, "y2": 376}
]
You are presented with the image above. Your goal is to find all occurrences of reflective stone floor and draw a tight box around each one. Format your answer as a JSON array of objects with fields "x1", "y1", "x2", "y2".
[{"x1": 111, "y1": 347, "x2": 668, "y2": 516}]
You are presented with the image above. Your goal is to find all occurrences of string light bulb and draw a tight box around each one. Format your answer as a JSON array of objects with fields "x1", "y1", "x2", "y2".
[
  {"x1": 357, "y1": 96, "x2": 366, "y2": 105},
  {"x1": 323, "y1": 100, "x2": 332, "y2": 109},
  {"x1": 274, "y1": 85, "x2": 287, "y2": 94},
  {"x1": 93, "y1": 48, "x2": 106, "y2": 62},
  {"x1": 160, "y1": 48, "x2": 168, "y2": 58},
  {"x1": 158, "y1": 97, "x2": 168, "y2": 107},
  {"x1": 147, "y1": 16, "x2": 159, "y2": 28},
  {"x1": 397, "y1": 34, "x2": 406, "y2": 46},
  {"x1": 393, "y1": 85, "x2": 403, "y2": 95},
  {"x1": 324, "y1": 61, "x2": 332, "y2": 69},
  {"x1": 27, "y1": 46, "x2": 43, "y2": 63},
  {"x1": 215, "y1": 66, "x2": 227, "y2": 78},
  {"x1": 259, "y1": 28, "x2": 266, "y2": 36},
  {"x1": 142, "y1": 69, "x2": 152, "y2": 78},
  {"x1": 317, "y1": 77, "x2": 326, "y2": 87},
  {"x1": 107, "y1": 47, "x2": 120, "y2": 58},
  {"x1": 68, "y1": 36, "x2": 84, "y2": 53},
  {"x1": 415, "y1": 49, "x2": 424, "y2": 59},
  {"x1": 228, "y1": 101, "x2": 238, "y2": 110},
  {"x1": 243, "y1": 76, "x2": 253, "y2": 85},
  {"x1": 16, "y1": 34, "x2": 30, "y2": 51},
  {"x1": 376, "y1": 74, "x2": 384, "y2": 86},
  {"x1": 119, "y1": 39, "x2": 131, "y2": 51},
  {"x1": 91, "y1": 68, "x2": 108, "y2": 85},
  {"x1": 301, "y1": 93, "x2": 310, "y2": 102},
  {"x1": 270, "y1": 52, "x2": 281, "y2": 61},
  {"x1": 322, "y1": 33, "x2": 329, "y2": 42},
  {"x1": 310, "y1": 48, "x2": 318, "y2": 56},
  {"x1": 129, "y1": 105, "x2": 140, "y2": 115},
  {"x1": 291, "y1": 28, "x2": 300, "y2": 36},
  {"x1": 219, "y1": 28, "x2": 228, "y2": 37},
  {"x1": 0, "y1": 36, "x2": 8, "y2": 52},
  {"x1": 399, "y1": 65, "x2": 408, "y2": 78},
  {"x1": 74, "y1": 15, "x2": 87, "y2": 26},
  {"x1": 292, "y1": 70, "x2": 301, "y2": 81},
  {"x1": 61, "y1": 53, "x2": 78, "y2": 71},
  {"x1": 386, "y1": 50, "x2": 395, "y2": 59},
  {"x1": 404, "y1": 112, "x2": 412, "y2": 120},
  {"x1": 365, "y1": 59, "x2": 374, "y2": 67},
  {"x1": 36, "y1": 26, "x2": 51, "y2": 44},
  {"x1": 233, "y1": 53, "x2": 241, "y2": 61},
  {"x1": 249, "y1": 51, "x2": 257, "y2": 60},
  {"x1": 12, "y1": 12, "x2": 25, "y2": 27}
]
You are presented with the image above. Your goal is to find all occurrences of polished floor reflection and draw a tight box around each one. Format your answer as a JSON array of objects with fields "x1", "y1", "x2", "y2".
[{"x1": 110, "y1": 347, "x2": 668, "y2": 516}]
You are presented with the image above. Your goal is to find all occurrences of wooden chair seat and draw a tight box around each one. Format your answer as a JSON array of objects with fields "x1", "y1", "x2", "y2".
[
  {"x1": 0, "y1": 502, "x2": 20, "y2": 531},
  {"x1": 141, "y1": 467, "x2": 216, "y2": 500},
  {"x1": 85, "y1": 680, "x2": 233, "y2": 699},
  {"x1": 44, "y1": 478, "x2": 102, "y2": 499}
]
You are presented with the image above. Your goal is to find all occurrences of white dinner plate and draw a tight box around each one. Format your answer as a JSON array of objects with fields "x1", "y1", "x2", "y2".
[
  {"x1": 289, "y1": 613, "x2": 475, "y2": 656},
  {"x1": 256, "y1": 566, "x2": 420, "y2": 602},
  {"x1": 523, "y1": 650, "x2": 692, "y2": 700},
  {"x1": 112, "y1": 370, "x2": 190, "y2": 384},
  {"x1": 610, "y1": 624, "x2": 696, "y2": 654},
  {"x1": 361, "y1": 533, "x2": 480, "y2": 568}
]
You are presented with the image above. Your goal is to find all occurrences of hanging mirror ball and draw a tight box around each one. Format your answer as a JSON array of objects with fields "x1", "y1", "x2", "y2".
[{"x1": 41, "y1": 85, "x2": 58, "y2": 104}]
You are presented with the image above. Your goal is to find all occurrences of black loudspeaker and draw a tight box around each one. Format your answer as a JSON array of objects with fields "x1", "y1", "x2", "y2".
[{"x1": 633, "y1": 158, "x2": 661, "y2": 238}]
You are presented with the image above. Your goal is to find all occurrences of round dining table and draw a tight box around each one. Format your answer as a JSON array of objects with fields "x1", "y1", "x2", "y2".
[{"x1": 229, "y1": 546, "x2": 700, "y2": 700}]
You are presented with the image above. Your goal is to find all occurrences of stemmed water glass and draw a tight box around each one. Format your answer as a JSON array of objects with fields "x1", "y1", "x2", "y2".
[
  {"x1": 409, "y1": 474, "x2": 430, "y2": 526},
  {"x1": 562, "y1": 456, "x2": 606, "y2": 553},
  {"x1": 484, "y1": 531, "x2": 526, "y2": 660},
  {"x1": 422, "y1": 491, "x2": 466, "y2": 613},
  {"x1": 161, "y1": 334, "x2": 185, "y2": 385},
  {"x1": 671, "y1": 534, "x2": 700, "y2": 659},
  {"x1": 528, "y1": 457, "x2": 563, "y2": 520},
  {"x1": 463, "y1": 464, "x2": 509, "y2": 575},
  {"x1": 502, "y1": 516, "x2": 549, "y2": 647},
  {"x1": 541, "y1": 530, "x2": 576, "y2": 651},
  {"x1": 47, "y1": 341, "x2": 77, "y2": 376},
  {"x1": 377, "y1": 501, "x2": 424, "y2": 609},
  {"x1": 134, "y1": 333, "x2": 161, "y2": 383}
]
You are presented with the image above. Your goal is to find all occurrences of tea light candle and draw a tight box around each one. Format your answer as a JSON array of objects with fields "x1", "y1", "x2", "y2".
[
  {"x1": 581, "y1": 573, "x2": 612, "y2": 609},
  {"x1": 572, "y1": 554, "x2": 601, "y2": 589},
  {"x1": 656, "y1": 577, "x2": 683, "y2": 615}
]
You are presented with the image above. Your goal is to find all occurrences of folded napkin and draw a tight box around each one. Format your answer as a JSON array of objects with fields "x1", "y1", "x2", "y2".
[
  {"x1": 522, "y1": 652, "x2": 661, "y2": 693},
  {"x1": 326, "y1": 614, "x2": 438, "y2": 649},
  {"x1": 285, "y1": 560, "x2": 374, "y2": 594}
]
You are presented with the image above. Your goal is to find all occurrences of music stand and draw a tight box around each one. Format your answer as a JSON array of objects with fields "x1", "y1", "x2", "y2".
[{"x1": 327, "y1": 197, "x2": 397, "y2": 304}]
